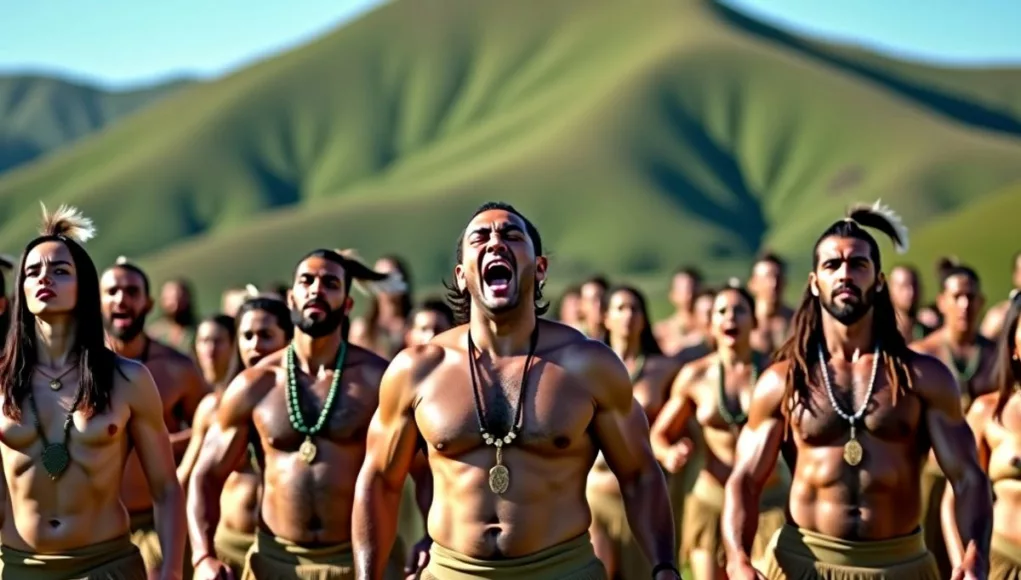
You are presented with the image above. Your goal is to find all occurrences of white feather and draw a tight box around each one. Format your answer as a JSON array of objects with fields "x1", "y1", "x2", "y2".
[
  {"x1": 39, "y1": 202, "x2": 97, "y2": 244},
  {"x1": 115, "y1": 255, "x2": 129, "y2": 265},
  {"x1": 352, "y1": 271, "x2": 408, "y2": 297},
  {"x1": 245, "y1": 284, "x2": 261, "y2": 297},
  {"x1": 846, "y1": 199, "x2": 910, "y2": 255}
]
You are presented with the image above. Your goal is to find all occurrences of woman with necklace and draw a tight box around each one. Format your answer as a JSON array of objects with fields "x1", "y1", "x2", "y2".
[
  {"x1": 650, "y1": 281, "x2": 788, "y2": 580},
  {"x1": 178, "y1": 289, "x2": 293, "y2": 578},
  {"x1": 588, "y1": 285, "x2": 678, "y2": 579},
  {"x1": 943, "y1": 289, "x2": 1021, "y2": 579}
]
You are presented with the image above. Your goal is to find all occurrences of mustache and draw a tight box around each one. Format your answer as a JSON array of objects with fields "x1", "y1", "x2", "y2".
[
  {"x1": 830, "y1": 284, "x2": 862, "y2": 299},
  {"x1": 302, "y1": 298, "x2": 332, "y2": 313}
]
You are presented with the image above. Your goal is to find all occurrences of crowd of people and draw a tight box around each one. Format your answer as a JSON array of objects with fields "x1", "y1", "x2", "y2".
[{"x1": 0, "y1": 199, "x2": 1017, "y2": 580}]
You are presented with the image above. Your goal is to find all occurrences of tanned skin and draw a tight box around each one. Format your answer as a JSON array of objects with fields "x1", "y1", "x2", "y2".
[
  {"x1": 655, "y1": 270, "x2": 702, "y2": 357},
  {"x1": 721, "y1": 236, "x2": 991, "y2": 580},
  {"x1": 188, "y1": 254, "x2": 428, "y2": 580},
  {"x1": 748, "y1": 259, "x2": 794, "y2": 356},
  {"x1": 100, "y1": 266, "x2": 209, "y2": 514},
  {"x1": 1, "y1": 240, "x2": 185, "y2": 580},
  {"x1": 352, "y1": 208, "x2": 679, "y2": 580},
  {"x1": 979, "y1": 254, "x2": 1021, "y2": 341}
]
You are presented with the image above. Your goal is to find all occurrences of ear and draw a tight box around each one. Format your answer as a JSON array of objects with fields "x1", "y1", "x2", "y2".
[
  {"x1": 875, "y1": 272, "x2": 886, "y2": 293},
  {"x1": 342, "y1": 296, "x2": 353, "y2": 316},
  {"x1": 808, "y1": 273, "x2": 820, "y2": 297},
  {"x1": 454, "y1": 264, "x2": 467, "y2": 292},
  {"x1": 535, "y1": 256, "x2": 548, "y2": 288},
  {"x1": 143, "y1": 296, "x2": 154, "y2": 315},
  {"x1": 286, "y1": 288, "x2": 296, "y2": 310}
]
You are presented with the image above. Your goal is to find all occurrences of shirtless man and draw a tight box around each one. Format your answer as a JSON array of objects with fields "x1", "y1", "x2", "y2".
[
  {"x1": 589, "y1": 285, "x2": 680, "y2": 579},
  {"x1": 188, "y1": 249, "x2": 418, "y2": 580},
  {"x1": 353, "y1": 202, "x2": 680, "y2": 580},
  {"x1": 178, "y1": 293, "x2": 293, "y2": 578},
  {"x1": 888, "y1": 264, "x2": 932, "y2": 343},
  {"x1": 579, "y1": 274, "x2": 610, "y2": 341},
  {"x1": 721, "y1": 202, "x2": 991, "y2": 580},
  {"x1": 980, "y1": 251, "x2": 1021, "y2": 341},
  {"x1": 747, "y1": 253, "x2": 794, "y2": 356},
  {"x1": 651, "y1": 282, "x2": 787, "y2": 580},
  {"x1": 100, "y1": 258, "x2": 209, "y2": 576},
  {"x1": 655, "y1": 267, "x2": 703, "y2": 356},
  {"x1": 0, "y1": 205, "x2": 185, "y2": 579},
  {"x1": 943, "y1": 291, "x2": 1021, "y2": 578}
]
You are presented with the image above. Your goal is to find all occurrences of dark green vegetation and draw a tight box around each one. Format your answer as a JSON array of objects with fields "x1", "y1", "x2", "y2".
[
  {"x1": 1, "y1": 0, "x2": 1020, "y2": 316},
  {"x1": 0, "y1": 74, "x2": 191, "y2": 174}
]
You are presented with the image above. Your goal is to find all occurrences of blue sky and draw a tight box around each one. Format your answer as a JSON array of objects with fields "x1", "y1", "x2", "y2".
[{"x1": 2, "y1": 0, "x2": 1019, "y2": 89}]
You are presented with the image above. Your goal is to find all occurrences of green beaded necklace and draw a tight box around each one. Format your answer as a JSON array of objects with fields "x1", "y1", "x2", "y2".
[{"x1": 286, "y1": 340, "x2": 348, "y2": 464}]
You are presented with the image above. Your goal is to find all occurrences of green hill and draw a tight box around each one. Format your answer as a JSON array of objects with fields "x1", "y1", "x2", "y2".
[
  {"x1": 1, "y1": 0, "x2": 1020, "y2": 315},
  {"x1": 0, "y1": 73, "x2": 192, "y2": 174}
]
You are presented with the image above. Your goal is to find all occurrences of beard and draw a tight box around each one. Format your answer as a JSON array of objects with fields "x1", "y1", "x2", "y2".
[
  {"x1": 821, "y1": 283, "x2": 877, "y2": 325},
  {"x1": 290, "y1": 301, "x2": 346, "y2": 338},
  {"x1": 104, "y1": 312, "x2": 148, "y2": 341}
]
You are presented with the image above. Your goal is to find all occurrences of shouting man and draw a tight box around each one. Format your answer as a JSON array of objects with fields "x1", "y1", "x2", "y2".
[
  {"x1": 188, "y1": 249, "x2": 420, "y2": 580},
  {"x1": 721, "y1": 202, "x2": 991, "y2": 580},
  {"x1": 353, "y1": 202, "x2": 680, "y2": 580},
  {"x1": 100, "y1": 257, "x2": 209, "y2": 575}
]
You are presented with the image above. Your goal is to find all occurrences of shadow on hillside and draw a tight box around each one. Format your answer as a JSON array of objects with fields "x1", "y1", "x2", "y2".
[
  {"x1": 645, "y1": 92, "x2": 767, "y2": 259},
  {"x1": 711, "y1": 0, "x2": 1021, "y2": 138},
  {"x1": 0, "y1": 138, "x2": 42, "y2": 174}
]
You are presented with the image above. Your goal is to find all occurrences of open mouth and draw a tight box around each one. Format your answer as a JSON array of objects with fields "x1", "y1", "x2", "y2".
[
  {"x1": 110, "y1": 311, "x2": 134, "y2": 327},
  {"x1": 483, "y1": 260, "x2": 514, "y2": 294},
  {"x1": 721, "y1": 327, "x2": 740, "y2": 338}
]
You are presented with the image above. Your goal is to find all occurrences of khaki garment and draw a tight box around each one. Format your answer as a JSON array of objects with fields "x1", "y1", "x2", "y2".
[
  {"x1": 991, "y1": 532, "x2": 1021, "y2": 580},
  {"x1": 587, "y1": 488, "x2": 652, "y2": 580},
  {"x1": 919, "y1": 462, "x2": 952, "y2": 579},
  {"x1": 240, "y1": 530, "x2": 406, "y2": 580},
  {"x1": 128, "y1": 509, "x2": 192, "y2": 578},
  {"x1": 682, "y1": 475, "x2": 787, "y2": 568},
  {"x1": 761, "y1": 524, "x2": 940, "y2": 580},
  {"x1": 214, "y1": 524, "x2": 254, "y2": 579},
  {"x1": 421, "y1": 532, "x2": 608, "y2": 580},
  {"x1": 0, "y1": 534, "x2": 146, "y2": 580}
]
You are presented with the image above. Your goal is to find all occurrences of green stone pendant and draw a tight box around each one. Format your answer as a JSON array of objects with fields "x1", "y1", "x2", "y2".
[{"x1": 41, "y1": 443, "x2": 70, "y2": 480}]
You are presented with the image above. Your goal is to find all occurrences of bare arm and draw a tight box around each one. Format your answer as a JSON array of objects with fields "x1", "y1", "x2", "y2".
[
  {"x1": 922, "y1": 356, "x2": 993, "y2": 575},
  {"x1": 175, "y1": 393, "x2": 217, "y2": 492},
  {"x1": 126, "y1": 360, "x2": 187, "y2": 580},
  {"x1": 353, "y1": 348, "x2": 432, "y2": 580},
  {"x1": 186, "y1": 369, "x2": 266, "y2": 568},
  {"x1": 409, "y1": 452, "x2": 433, "y2": 530},
  {"x1": 979, "y1": 303, "x2": 1007, "y2": 341},
  {"x1": 722, "y1": 364, "x2": 787, "y2": 572},
  {"x1": 941, "y1": 393, "x2": 993, "y2": 568},
  {"x1": 169, "y1": 363, "x2": 211, "y2": 457},
  {"x1": 649, "y1": 363, "x2": 698, "y2": 469},
  {"x1": 585, "y1": 343, "x2": 677, "y2": 574}
]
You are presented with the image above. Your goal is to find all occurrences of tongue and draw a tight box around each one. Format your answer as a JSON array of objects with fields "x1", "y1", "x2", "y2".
[{"x1": 488, "y1": 278, "x2": 510, "y2": 291}]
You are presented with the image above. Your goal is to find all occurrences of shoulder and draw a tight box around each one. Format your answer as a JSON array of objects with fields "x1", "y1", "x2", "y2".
[
  {"x1": 217, "y1": 364, "x2": 279, "y2": 423},
  {"x1": 968, "y1": 391, "x2": 998, "y2": 422},
  {"x1": 754, "y1": 360, "x2": 790, "y2": 405},
  {"x1": 345, "y1": 343, "x2": 390, "y2": 384},
  {"x1": 146, "y1": 337, "x2": 191, "y2": 363},
  {"x1": 114, "y1": 356, "x2": 162, "y2": 411},
  {"x1": 905, "y1": 350, "x2": 958, "y2": 402},
  {"x1": 908, "y1": 333, "x2": 938, "y2": 354}
]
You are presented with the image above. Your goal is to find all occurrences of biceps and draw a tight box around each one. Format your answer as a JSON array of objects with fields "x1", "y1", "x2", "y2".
[
  {"x1": 928, "y1": 411, "x2": 979, "y2": 480},
  {"x1": 130, "y1": 414, "x2": 177, "y2": 490},
  {"x1": 363, "y1": 408, "x2": 421, "y2": 489},
  {"x1": 594, "y1": 400, "x2": 653, "y2": 478},
  {"x1": 733, "y1": 417, "x2": 783, "y2": 484},
  {"x1": 197, "y1": 420, "x2": 251, "y2": 482}
]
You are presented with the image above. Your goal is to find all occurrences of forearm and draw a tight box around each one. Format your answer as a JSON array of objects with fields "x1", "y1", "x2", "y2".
[
  {"x1": 410, "y1": 459, "x2": 433, "y2": 536},
  {"x1": 353, "y1": 471, "x2": 405, "y2": 580},
  {"x1": 169, "y1": 429, "x2": 192, "y2": 460},
  {"x1": 941, "y1": 485, "x2": 964, "y2": 568},
  {"x1": 186, "y1": 464, "x2": 226, "y2": 565},
  {"x1": 152, "y1": 480, "x2": 186, "y2": 580},
  {"x1": 721, "y1": 469, "x2": 763, "y2": 567},
  {"x1": 620, "y1": 463, "x2": 676, "y2": 568},
  {"x1": 950, "y1": 466, "x2": 993, "y2": 570}
]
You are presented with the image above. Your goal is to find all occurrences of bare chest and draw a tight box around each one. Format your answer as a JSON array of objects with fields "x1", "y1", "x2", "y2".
[
  {"x1": 693, "y1": 371, "x2": 755, "y2": 431},
  {"x1": 791, "y1": 378, "x2": 920, "y2": 446},
  {"x1": 253, "y1": 374, "x2": 375, "y2": 451},
  {"x1": 415, "y1": 362, "x2": 595, "y2": 458}
]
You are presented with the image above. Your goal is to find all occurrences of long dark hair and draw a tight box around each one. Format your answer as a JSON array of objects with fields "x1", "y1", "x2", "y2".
[
  {"x1": 443, "y1": 201, "x2": 550, "y2": 324},
  {"x1": 992, "y1": 290, "x2": 1021, "y2": 422},
  {"x1": 225, "y1": 296, "x2": 294, "y2": 384},
  {"x1": 0, "y1": 205, "x2": 118, "y2": 420},
  {"x1": 362, "y1": 254, "x2": 413, "y2": 328},
  {"x1": 774, "y1": 203, "x2": 914, "y2": 437},
  {"x1": 602, "y1": 285, "x2": 662, "y2": 356},
  {"x1": 0, "y1": 255, "x2": 12, "y2": 344}
]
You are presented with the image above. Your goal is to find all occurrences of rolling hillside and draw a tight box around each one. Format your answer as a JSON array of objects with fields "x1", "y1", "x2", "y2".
[
  {"x1": 0, "y1": 74, "x2": 192, "y2": 174},
  {"x1": 0, "y1": 0, "x2": 1019, "y2": 314}
]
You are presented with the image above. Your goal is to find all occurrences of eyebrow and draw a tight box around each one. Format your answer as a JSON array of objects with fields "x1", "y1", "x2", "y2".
[
  {"x1": 25, "y1": 260, "x2": 73, "y2": 269},
  {"x1": 469, "y1": 223, "x2": 525, "y2": 236}
]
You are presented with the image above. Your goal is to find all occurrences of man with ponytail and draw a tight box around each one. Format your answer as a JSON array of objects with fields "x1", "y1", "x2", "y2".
[
  {"x1": 187, "y1": 248, "x2": 423, "y2": 580},
  {"x1": 721, "y1": 201, "x2": 991, "y2": 580},
  {"x1": 0, "y1": 204, "x2": 185, "y2": 579}
]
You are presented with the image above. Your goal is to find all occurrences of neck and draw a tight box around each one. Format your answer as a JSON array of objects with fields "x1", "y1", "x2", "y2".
[
  {"x1": 674, "y1": 303, "x2": 693, "y2": 317},
  {"x1": 821, "y1": 309, "x2": 877, "y2": 361},
  {"x1": 469, "y1": 306, "x2": 537, "y2": 357},
  {"x1": 292, "y1": 330, "x2": 345, "y2": 373},
  {"x1": 34, "y1": 316, "x2": 77, "y2": 367},
  {"x1": 756, "y1": 299, "x2": 778, "y2": 321},
  {"x1": 106, "y1": 332, "x2": 149, "y2": 359},
  {"x1": 717, "y1": 342, "x2": 753, "y2": 366},
  {"x1": 610, "y1": 334, "x2": 642, "y2": 361},
  {"x1": 943, "y1": 325, "x2": 977, "y2": 348}
]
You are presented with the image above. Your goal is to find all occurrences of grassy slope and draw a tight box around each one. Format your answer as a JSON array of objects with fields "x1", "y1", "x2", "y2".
[
  {"x1": 0, "y1": 0, "x2": 1020, "y2": 314},
  {"x1": 0, "y1": 74, "x2": 191, "y2": 174}
]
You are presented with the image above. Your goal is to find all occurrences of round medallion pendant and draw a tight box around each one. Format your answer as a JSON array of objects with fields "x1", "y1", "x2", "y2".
[{"x1": 488, "y1": 465, "x2": 510, "y2": 494}]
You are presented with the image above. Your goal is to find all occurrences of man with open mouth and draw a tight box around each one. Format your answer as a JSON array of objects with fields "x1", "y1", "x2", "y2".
[{"x1": 353, "y1": 201, "x2": 681, "y2": 580}]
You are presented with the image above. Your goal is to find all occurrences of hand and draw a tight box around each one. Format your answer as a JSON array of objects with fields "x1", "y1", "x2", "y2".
[
  {"x1": 662, "y1": 439, "x2": 693, "y2": 473},
  {"x1": 193, "y1": 556, "x2": 235, "y2": 580},
  {"x1": 950, "y1": 542, "x2": 985, "y2": 580},
  {"x1": 404, "y1": 535, "x2": 432, "y2": 579},
  {"x1": 726, "y1": 560, "x2": 766, "y2": 580}
]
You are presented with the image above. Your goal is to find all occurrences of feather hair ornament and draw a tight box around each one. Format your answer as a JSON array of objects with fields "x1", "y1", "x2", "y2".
[
  {"x1": 844, "y1": 199, "x2": 910, "y2": 255},
  {"x1": 334, "y1": 248, "x2": 408, "y2": 297},
  {"x1": 39, "y1": 202, "x2": 97, "y2": 245},
  {"x1": 115, "y1": 256, "x2": 130, "y2": 265},
  {"x1": 245, "y1": 284, "x2": 261, "y2": 297}
]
